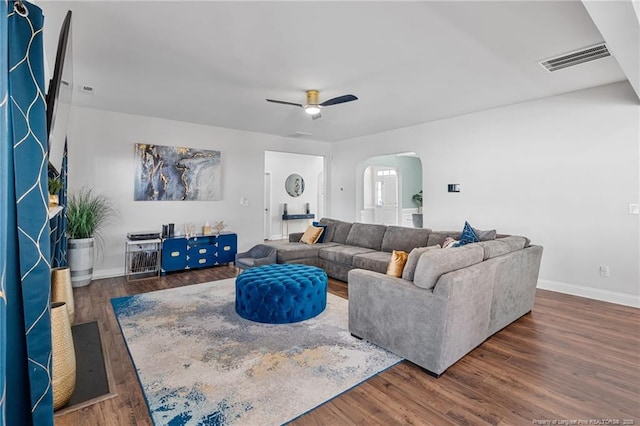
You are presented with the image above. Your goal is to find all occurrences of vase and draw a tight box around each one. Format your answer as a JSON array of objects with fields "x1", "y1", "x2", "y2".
[
  {"x1": 68, "y1": 237, "x2": 94, "y2": 287},
  {"x1": 51, "y1": 267, "x2": 74, "y2": 324},
  {"x1": 51, "y1": 302, "x2": 76, "y2": 410},
  {"x1": 412, "y1": 213, "x2": 423, "y2": 228},
  {"x1": 48, "y1": 194, "x2": 59, "y2": 207}
]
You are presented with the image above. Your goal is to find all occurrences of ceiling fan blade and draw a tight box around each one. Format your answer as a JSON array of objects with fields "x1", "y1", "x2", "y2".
[
  {"x1": 266, "y1": 99, "x2": 303, "y2": 107},
  {"x1": 319, "y1": 94, "x2": 358, "y2": 107},
  {"x1": 311, "y1": 112, "x2": 322, "y2": 120}
]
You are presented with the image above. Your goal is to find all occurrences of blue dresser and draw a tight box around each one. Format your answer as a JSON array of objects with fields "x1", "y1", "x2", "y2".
[{"x1": 161, "y1": 232, "x2": 237, "y2": 274}]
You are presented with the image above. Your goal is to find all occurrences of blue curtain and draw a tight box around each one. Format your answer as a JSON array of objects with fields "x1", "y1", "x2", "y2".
[
  {"x1": 51, "y1": 140, "x2": 68, "y2": 267},
  {"x1": 1, "y1": 1, "x2": 54, "y2": 425}
]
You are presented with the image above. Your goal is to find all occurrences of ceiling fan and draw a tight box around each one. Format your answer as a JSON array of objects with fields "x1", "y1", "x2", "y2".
[{"x1": 266, "y1": 90, "x2": 358, "y2": 120}]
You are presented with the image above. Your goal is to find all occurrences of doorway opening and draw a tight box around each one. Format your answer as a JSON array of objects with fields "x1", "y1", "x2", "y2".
[{"x1": 358, "y1": 153, "x2": 423, "y2": 228}]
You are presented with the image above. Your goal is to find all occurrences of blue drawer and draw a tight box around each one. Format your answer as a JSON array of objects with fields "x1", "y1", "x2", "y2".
[
  {"x1": 162, "y1": 238, "x2": 187, "y2": 271},
  {"x1": 187, "y1": 253, "x2": 216, "y2": 268}
]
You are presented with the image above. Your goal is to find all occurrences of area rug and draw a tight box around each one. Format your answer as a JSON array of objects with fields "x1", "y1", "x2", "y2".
[{"x1": 111, "y1": 278, "x2": 401, "y2": 425}]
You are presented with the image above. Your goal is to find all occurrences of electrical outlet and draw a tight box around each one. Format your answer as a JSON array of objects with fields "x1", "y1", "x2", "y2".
[
  {"x1": 629, "y1": 203, "x2": 639, "y2": 215},
  {"x1": 599, "y1": 266, "x2": 610, "y2": 277}
]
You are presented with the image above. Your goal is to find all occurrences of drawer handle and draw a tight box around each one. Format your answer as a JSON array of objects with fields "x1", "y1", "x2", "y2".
[
  {"x1": 171, "y1": 251, "x2": 180, "y2": 257},
  {"x1": 198, "y1": 259, "x2": 206, "y2": 264},
  {"x1": 199, "y1": 248, "x2": 207, "y2": 254},
  {"x1": 223, "y1": 246, "x2": 231, "y2": 251}
]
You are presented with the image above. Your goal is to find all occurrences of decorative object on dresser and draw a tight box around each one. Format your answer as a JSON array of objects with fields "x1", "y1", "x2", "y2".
[
  {"x1": 134, "y1": 143, "x2": 222, "y2": 201},
  {"x1": 161, "y1": 232, "x2": 237, "y2": 274}
]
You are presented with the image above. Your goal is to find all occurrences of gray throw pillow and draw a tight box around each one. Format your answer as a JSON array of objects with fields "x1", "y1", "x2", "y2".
[
  {"x1": 473, "y1": 227, "x2": 497, "y2": 241},
  {"x1": 402, "y1": 245, "x2": 441, "y2": 281}
]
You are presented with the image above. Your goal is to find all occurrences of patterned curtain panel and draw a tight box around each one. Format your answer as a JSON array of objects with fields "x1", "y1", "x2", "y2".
[
  {"x1": 1, "y1": 2, "x2": 54, "y2": 425},
  {"x1": 51, "y1": 140, "x2": 68, "y2": 267}
]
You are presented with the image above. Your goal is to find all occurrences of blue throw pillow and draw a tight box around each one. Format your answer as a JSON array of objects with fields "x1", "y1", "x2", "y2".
[
  {"x1": 454, "y1": 221, "x2": 480, "y2": 247},
  {"x1": 312, "y1": 221, "x2": 327, "y2": 243}
]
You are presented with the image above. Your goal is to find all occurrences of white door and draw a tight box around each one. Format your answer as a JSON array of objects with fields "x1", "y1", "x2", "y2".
[
  {"x1": 264, "y1": 172, "x2": 271, "y2": 240},
  {"x1": 374, "y1": 168, "x2": 398, "y2": 225}
]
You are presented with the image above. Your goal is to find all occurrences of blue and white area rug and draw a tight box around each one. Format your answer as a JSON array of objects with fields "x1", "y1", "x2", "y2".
[{"x1": 111, "y1": 278, "x2": 401, "y2": 425}]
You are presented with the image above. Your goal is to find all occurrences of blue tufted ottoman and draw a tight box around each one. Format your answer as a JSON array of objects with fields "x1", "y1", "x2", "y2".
[{"x1": 235, "y1": 264, "x2": 328, "y2": 324}]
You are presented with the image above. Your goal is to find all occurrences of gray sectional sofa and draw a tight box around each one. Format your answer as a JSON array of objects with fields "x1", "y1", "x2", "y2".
[{"x1": 266, "y1": 218, "x2": 544, "y2": 376}]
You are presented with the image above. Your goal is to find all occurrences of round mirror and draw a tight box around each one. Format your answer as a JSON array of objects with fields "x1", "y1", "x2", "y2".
[{"x1": 285, "y1": 174, "x2": 305, "y2": 197}]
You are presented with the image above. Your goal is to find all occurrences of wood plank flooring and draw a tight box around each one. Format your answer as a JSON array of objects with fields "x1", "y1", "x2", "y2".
[{"x1": 55, "y1": 267, "x2": 640, "y2": 425}]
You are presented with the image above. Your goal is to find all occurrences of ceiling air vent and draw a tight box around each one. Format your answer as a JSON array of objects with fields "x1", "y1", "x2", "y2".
[{"x1": 539, "y1": 43, "x2": 610, "y2": 72}]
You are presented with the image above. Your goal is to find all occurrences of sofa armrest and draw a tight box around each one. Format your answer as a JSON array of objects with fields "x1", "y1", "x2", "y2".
[
  {"x1": 289, "y1": 232, "x2": 304, "y2": 242},
  {"x1": 349, "y1": 264, "x2": 495, "y2": 375},
  {"x1": 348, "y1": 269, "x2": 447, "y2": 373}
]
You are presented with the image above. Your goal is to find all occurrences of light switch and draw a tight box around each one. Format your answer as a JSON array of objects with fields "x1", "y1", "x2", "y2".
[{"x1": 630, "y1": 203, "x2": 639, "y2": 215}]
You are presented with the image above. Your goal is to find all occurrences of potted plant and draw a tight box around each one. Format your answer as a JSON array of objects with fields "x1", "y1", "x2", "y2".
[
  {"x1": 412, "y1": 190, "x2": 423, "y2": 228},
  {"x1": 66, "y1": 188, "x2": 116, "y2": 287},
  {"x1": 48, "y1": 176, "x2": 64, "y2": 207}
]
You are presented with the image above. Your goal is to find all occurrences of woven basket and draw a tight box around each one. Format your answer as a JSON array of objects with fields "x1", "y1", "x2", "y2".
[
  {"x1": 51, "y1": 302, "x2": 76, "y2": 410},
  {"x1": 51, "y1": 267, "x2": 74, "y2": 324}
]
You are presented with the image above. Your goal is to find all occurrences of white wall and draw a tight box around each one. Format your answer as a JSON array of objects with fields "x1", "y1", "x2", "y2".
[
  {"x1": 330, "y1": 82, "x2": 640, "y2": 307},
  {"x1": 66, "y1": 106, "x2": 331, "y2": 278},
  {"x1": 265, "y1": 151, "x2": 324, "y2": 239}
]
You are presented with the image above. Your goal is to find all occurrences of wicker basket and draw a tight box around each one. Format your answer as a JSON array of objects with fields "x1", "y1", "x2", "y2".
[
  {"x1": 51, "y1": 302, "x2": 76, "y2": 410},
  {"x1": 51, "y1": 267, "x2": 74, "y2": 324}
]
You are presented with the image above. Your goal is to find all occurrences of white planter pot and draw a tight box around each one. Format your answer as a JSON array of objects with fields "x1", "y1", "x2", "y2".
[{"x1": 68, "y1": 237, "x2": 94, "y2": 287}]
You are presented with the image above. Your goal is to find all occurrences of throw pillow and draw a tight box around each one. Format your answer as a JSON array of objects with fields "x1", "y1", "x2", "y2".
[
  {"x1": 386, "y1": 250, "x2": 408, "y2": 278},
  {"x1": 402, "y1": 245, "x2": 441, "y2": 281},
  {"x1": 472, "y1": 226, "x2": 497, "y2": 241},
  {"x1": 442, "y1": 237, "x2": 459, "y2": 249},
  {"x1": 300, "y1": 225, "x2": 324, "y2": 245},
  {"x1": 453, "y1": 221, "x2": 480, "y2": 247},
  {"x1": 312, "y1": 221, "x2": 327, "y2": 243}
]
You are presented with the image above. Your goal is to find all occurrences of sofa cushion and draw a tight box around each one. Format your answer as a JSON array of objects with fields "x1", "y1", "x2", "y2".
[
  {"x1": 386, "y1": 250, "x2": 409, "y2": 277},
  {"x1": 352, "y1": 251, "x2": 392, "y2": 274},
  {"x1": 319, "y1": 245, "x2": 375, "y2": 265},
  {"x1": 332, "y1": 220, "x2": 353, "y2": 244},
  {"x1": 345, "y1": 222, "x2": 387, "y2": 250},
  {"x1": 266, "y1": 241, "x2": 338, "y2": 263},
  {"x1": 413, "y1": 244, "x2": 484, "y2": 290},
  {"x1": 427, "y1": 231, "x2": 462, "y2": 247},
  {"x1": 475, "y1": 236, "x2": 527, "y2": 260},
  {"x1": 473, "y1": 227, "x2": 497, "y2": 241},
  {"x1": 318, "y1": 218, "x2": 337, "y2": 242},
  {"x1": 402, "y1": 245, "x2": 441, "y2": 281},
  {"x1": 380, "y1": 226, "x2": 431, "y2": 253}
]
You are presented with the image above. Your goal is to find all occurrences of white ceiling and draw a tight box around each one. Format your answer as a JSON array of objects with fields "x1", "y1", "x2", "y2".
[{"x1": 38, "y1": 1, "x2": 633, "y2": 142}]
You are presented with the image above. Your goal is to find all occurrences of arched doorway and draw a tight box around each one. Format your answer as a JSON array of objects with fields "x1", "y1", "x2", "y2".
[{"x1": 358, "y1": 152, "x2": 423, "y2": 228}]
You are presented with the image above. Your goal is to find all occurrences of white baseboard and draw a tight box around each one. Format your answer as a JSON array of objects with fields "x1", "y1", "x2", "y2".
[
  {"x1": 93, "y1": 268, "x2": 125, "y2": 280},
  {"x1": 537, "y1": 279, "x2": 640, "y2": 308}
]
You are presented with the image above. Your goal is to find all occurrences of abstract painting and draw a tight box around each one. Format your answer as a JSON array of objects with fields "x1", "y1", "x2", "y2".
[{"x1": 134, "y1": 143, "x2": 221, "y2": 201}]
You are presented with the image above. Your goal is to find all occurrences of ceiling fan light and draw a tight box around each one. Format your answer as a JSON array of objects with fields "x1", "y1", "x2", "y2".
[{"x1": 304, "y1": 105, "x2": 320, "y2": 115}]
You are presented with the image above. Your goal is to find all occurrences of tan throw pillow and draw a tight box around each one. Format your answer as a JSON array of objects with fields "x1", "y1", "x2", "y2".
[
  {"x1": 300, "y1": 225, "x2": 323, "y2": 244},
  {"x1": 386, "y1": 250, "x2": 409, "y2": 277}
]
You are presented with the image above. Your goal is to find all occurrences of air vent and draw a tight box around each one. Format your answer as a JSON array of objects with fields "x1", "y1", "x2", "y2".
[{"x1": 539, "y1": 43, "x2": 610, "y2": 72}]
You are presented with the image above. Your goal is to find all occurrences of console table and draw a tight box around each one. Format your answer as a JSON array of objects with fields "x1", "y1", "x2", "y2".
[
  {"x1": 281, "y1": 213, "x2": 315, "y2": 236},
  {"x1": 161, "y1": 232, "x2": 237, "y2": 274}
]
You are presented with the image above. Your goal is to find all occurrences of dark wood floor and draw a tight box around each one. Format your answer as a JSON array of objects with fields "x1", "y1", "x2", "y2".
[{"x1": 55, "y1": 266, "x2": 640, "y2": 425}]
